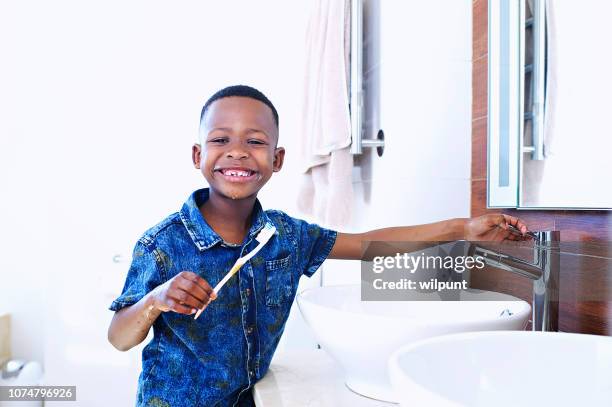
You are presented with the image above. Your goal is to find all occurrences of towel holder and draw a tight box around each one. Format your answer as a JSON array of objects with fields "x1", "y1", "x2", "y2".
[{"x1": 349, "y1": 0, "x2": 384, "y2": 157}]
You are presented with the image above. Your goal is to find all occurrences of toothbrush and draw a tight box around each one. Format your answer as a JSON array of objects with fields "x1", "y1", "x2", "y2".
[{"x1": 194, "y1": 222, "x2": 277, "y2": 320}]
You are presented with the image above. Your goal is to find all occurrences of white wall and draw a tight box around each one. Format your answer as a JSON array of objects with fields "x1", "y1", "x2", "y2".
[
  {"x1": 0, "y1": 0, "x2": 471, "y2": 404},
  {"x1": 322, "y1": 0, "x2": 473, "y2": 286},
  {"x1": 1, "y1": 1, "x2": 311, "y2": 404}
]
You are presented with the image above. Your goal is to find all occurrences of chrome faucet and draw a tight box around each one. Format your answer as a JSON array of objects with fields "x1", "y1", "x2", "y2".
[{"x1": 468, "y1": 230, "x2": 561, "y2": 331}]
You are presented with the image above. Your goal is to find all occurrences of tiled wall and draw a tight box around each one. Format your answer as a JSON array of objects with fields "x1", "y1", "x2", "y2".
[{"x1": 471, "y1": 0, "x2": 612, "y2": 334}]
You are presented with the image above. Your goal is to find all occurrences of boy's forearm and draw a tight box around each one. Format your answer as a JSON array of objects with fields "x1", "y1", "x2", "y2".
[
  {"x1": 364, "y1": 218, "x2": 467, "y2": 242},
  {"x1": 355, "y1": 218, "x2": 468, "y2": 260},
  {"x1": 108, "y1": 291, "x2": 162, "y2": 352},
  {"x1": 330, "y1": 218, "x2": 469, "y2": 260}
]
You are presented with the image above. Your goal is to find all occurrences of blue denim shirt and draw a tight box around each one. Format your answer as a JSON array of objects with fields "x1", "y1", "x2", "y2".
[{"x1": 109, "y1": 188, "x2": 337, "y2": 407}]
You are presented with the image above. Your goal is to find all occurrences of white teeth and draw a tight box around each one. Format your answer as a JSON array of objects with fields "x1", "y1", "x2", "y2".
[{"x1": 222, "y1": 169, "x2": 252, "y2": 177}]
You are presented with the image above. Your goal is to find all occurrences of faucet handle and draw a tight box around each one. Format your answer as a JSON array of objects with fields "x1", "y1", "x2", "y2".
[
  {"x1": 506, "y1": 224, "x2": 538, "y2": 240},
  {"x1": 506, "y1": 226, "x2": 562, "y2": 248}
]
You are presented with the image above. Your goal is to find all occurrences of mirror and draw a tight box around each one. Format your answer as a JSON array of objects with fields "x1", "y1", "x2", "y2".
[{"x1": 487, "y1": 0, "x2": 612, "y2": 210}]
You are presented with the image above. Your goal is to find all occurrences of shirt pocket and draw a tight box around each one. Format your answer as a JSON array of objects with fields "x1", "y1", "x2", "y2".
[{"x1": 264, "y1": 254, "x2": 293, "y2": 306}]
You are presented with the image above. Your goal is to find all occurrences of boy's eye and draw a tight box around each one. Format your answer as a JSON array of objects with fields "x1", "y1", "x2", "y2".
[{"x1": 208, "y1": 138, "x2": 266, "y2": 145}]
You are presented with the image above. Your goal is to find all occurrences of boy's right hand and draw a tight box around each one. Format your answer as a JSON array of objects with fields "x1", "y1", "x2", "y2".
[{"x1": 150, "y1": 271, "x2": 217, "y2": 315}]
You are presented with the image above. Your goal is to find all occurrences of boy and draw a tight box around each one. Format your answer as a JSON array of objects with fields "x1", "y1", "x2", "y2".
[{"x1": 107, "y1": 85, "x2": 530, "y2": 406}]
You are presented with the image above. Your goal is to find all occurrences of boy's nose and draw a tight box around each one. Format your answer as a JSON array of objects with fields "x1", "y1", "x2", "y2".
[
  {"x1": 222, "y1": 138, "x2": 251, "y2": 159},
  {"x1": 225, "y1": 146, "x2": 249, "y2": 159}
]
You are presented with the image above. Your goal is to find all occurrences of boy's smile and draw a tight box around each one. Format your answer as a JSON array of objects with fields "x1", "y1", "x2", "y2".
[
  {"x1": 214, "y1": 167, "x2": 260, "y2": 183},
  {"x1": 192, "y1": 96, "x2": 284, "y2": 201}
]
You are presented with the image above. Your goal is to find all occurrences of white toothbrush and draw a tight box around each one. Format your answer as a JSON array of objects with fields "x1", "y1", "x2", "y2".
[{"x1": 194, "y1": 222, "x2": 277, "y2": 320}]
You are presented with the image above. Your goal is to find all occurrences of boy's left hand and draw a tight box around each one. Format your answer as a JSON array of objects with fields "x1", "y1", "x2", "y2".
[{"x1": 464, "y1": 213, "x2": 530, "y2": 242}]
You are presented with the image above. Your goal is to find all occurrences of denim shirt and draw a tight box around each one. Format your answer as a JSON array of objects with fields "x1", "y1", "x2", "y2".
[{"x1": 109, "y1": 188, "x2": 337, "y2": 407}]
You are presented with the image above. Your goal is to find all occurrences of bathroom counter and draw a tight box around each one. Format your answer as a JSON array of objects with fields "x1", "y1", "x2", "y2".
[{"x1": 253, "y1": 349, "x2": 395, "y2": 407}]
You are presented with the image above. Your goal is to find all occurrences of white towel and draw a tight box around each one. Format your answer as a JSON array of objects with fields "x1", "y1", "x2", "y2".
[{"x1": 297, "y1": 0, "x2": 353, "y2": 229}]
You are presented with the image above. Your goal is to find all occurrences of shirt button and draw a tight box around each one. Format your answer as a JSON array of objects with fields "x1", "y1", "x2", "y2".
[
  {"x1": 249, "y1": 370, "x2": 255, "y2": 378},
  {"x1": 247, "y1": 325, "x2": 254, "y2": 334},
  {"x1": 245, "y1": 288, "x2": 251, "y2": 296}
]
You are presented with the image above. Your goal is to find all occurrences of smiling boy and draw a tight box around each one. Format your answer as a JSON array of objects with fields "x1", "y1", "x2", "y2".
[{"x1": 107, "y1": 85, "x2": 530, "y2": 406}]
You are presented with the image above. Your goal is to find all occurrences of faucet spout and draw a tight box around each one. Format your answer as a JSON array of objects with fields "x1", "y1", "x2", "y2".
[
  {"x1": 472, "y1": 245, "x2": 543, "y2": 280},
  {"x1": 468, "y1": 230, "x2": 561, "y2": 332}
]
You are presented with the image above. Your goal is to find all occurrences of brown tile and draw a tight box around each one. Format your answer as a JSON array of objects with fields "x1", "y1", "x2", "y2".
[
  {"x1": 472, "y1": 55, "x2": 488, "y2": 120},
  {"x1": 471, "y1": 248, "x2": 612, "y2": 335},
  {"x1": 552, "y1": 241, "x2": 612, "y2": 259},
  {"x1": 505, "y1": 210, "x2": 556, "y2": 232},
  {"x1": 495, "y1": 210, "x2": 612, "y2": 243},
  {"x1": 471, "y1": 117, "x2": 487, "y2": 180},
  {"x1": 560, "y1": 252, "x2": 612, "y2": 303},
  {"x1": 473, "y1": 0, "x2": 488, "y2": 59},
  {"x1": 574, "y1": 302, "x2": 612, "y2": 335},
  {"x1": 554, "y1": 212, "x2": 612, "y2": 242},
  {"x1": 470, "y1": 240, "x2": 612, "y2": 335},
  {"x1": 470, "y1": 266, "x2": 532, "y2": 303},
  {"x1": 559, "y1": 301, "x2": 612, "y2": 335},
  {"x1": 471, "y1": 179, "x2": 489, "y2": 217}
]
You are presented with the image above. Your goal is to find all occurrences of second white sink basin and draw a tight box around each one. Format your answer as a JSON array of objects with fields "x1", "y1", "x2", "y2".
[
  {"x1": 296, "y1": 285, "x2": 530, "y2": 402},
  {"x1": 388, "y1": 331, "x2": 612, "y2": 407}
]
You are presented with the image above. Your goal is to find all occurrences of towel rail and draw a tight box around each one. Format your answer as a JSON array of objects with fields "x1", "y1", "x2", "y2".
[
  {"x1": 350, "y1": 0, "x2": 384, "y2": 156},
  {"x1": 530, "y1": 0, "x2": 546, "y2": 160},
  {"x1": 520, "y1": 0, "x2": 546, "y2": 158}
]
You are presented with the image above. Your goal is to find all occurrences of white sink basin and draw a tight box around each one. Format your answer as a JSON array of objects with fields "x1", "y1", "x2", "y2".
[
  {"x1": 388, "y1": 331, "x2": 612, "y2": 407},
  {"x1": 296, "y1": 284, "x2": 530, "y2": 402}
]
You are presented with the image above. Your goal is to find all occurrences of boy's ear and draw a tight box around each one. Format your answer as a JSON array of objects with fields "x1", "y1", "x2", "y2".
[
  {"x1": 272, "y1": 147, "x2": 285, "y2": 172},
  {"x1": 192, "y1": 144, "x2": 202, "y2": 168}
]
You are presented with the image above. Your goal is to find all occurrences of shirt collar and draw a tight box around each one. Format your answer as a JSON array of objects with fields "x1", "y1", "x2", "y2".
[{"x1": 179, "y1": 187, "x2": 271, "y2": 251}]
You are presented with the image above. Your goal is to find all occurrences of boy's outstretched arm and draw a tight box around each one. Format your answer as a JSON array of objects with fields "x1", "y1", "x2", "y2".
[{"x1": 328, "y1": 213, "x2": 530, "y2": 260}]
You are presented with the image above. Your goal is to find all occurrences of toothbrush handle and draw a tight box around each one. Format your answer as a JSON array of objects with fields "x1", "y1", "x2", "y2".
[
  {"x1": 193, "y1": 239, "x2": 268, "y2": 320},
  {"x1": 193, "y1": 260, "x2": 243, "y2": 320},
  {"x1": 213, "y1": 261, "x2": 243, "y2": 295},
  {"x1": 212, "y1": 240, "x2": 265, "y2": 296}
]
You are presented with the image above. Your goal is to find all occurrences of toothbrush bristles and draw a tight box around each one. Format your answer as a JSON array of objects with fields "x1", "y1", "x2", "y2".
[{"x1": 256, "y1": 224, "x2": 276, "y2": 243}]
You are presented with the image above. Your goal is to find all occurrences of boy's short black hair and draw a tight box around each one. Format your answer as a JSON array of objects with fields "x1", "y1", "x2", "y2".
[{"x1": 200, "y1": 85, "x2": 279, "y2": 129}]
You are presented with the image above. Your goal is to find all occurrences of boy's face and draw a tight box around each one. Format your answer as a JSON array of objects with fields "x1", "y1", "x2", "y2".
[{"x1": 192, "y1": 96, "x2": 285, "y2": 201}]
